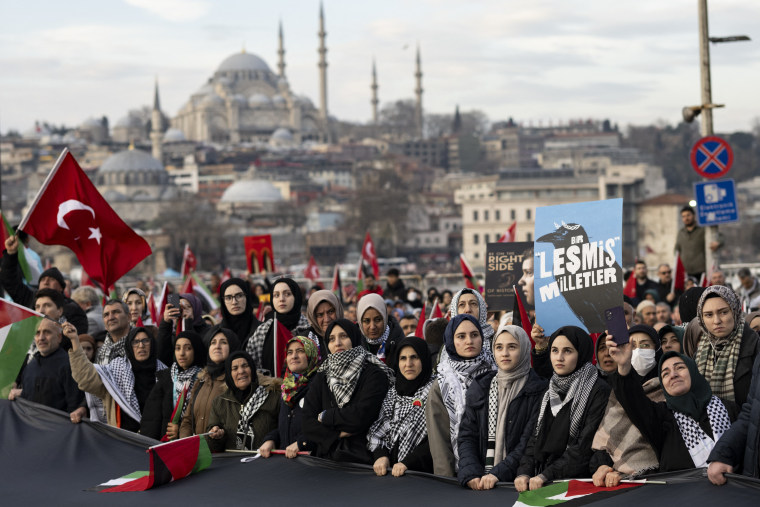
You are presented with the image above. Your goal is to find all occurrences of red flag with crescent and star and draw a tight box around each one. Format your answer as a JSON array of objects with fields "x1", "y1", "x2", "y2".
[
  {"x1": 18, "y1": 148, "x2": 152, "y2": 290},
  {"x1": 360, "y1": 232, "x2": 379, "y2": 279}
]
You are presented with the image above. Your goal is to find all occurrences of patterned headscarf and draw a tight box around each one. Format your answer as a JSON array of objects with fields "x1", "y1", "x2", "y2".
[
  {"x1": 170, "y1": 331, "x2": 204, "y2": 414},
  {"x1": 280, "y1": 336, "x2": 320, "y2": 405},
  {"x1": 449, "y1": 288, "x2": 494, "y2": 345}
]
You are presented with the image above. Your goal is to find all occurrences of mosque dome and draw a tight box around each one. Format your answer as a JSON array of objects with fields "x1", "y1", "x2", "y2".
[
  {"x1": 271, "y1": 128, "x2": 293, "y2": 141},
  {"x1": 220, "y1": 180, "x2": 283, "y2": 203},
  {"x1": 216, "y1": 51, "x2": 272, "y2": 74},
  {"x1": 163, "y1": 128, "x2": 187, "y2": 142},
  {"x1": 201, "y1": 93, "x2": 225, "y2": 108},
  {"x1": 271, "y1": 95, "x2": 287, "y2": 107},
  {"x1": 99, "y1": 148, "x2": 164, "y2": 173}
]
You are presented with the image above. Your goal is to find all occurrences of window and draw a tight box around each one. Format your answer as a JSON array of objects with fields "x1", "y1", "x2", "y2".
[
  {"x1": 510, "y1": 209, "x2": 516, "y2": 220},
  {"x1": 484, "y1": 210, "x2": 489, "y2": 221},
  {"x1": 485, "y1": 234, "x2": 490, "y2": 243},
  {"x1": 527, "y1": 232, "x2": 532, "y2": 241},
  {"x1": 474, "y1": 252, "x2": 480, "y2": 259},
  {"x1": 473, "y1": 234, "x2": 479, "y2": 245},
  {"x1": 473, "y1": 210, "x2": 479, "y2": 221},
  {"x1": 495, "y1": 210, "x2": 501, "y2": 221},
  {"x1": 526, "y1": 209, "x2": 532, "y2": 220}
]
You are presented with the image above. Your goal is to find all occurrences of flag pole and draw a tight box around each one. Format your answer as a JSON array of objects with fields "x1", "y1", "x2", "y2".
[
  {"x1": 18, "y1": 147, "x2": 69, "y2": 231},
  {"x1": 148, "y1": 431, "x2": 212, "y2": 450},
  {"x1": 273, "y1": 313, "x2": 278, "y2": 377}
]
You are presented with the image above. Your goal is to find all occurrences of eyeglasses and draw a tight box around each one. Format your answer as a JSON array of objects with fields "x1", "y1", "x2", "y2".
[
  {"x1": 224, "y1": 293, "x2": 245, "y2": 303},
  {"x1": 660, "y1": 270, "x2": 671, "y2": 275},
  {"x1": 132, "y1": 338, "x2": 151, "y2": 348}
]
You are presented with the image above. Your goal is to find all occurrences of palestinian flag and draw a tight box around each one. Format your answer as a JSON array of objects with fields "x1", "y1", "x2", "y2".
[
  {"x1": 160, "y1": 381, "x2": 189, "y2": 442},
  {"x1": 331, "y1": 264, "x2": 343, "y2": 304},
  {"x1": 0, "y1": 300, "x2": 44, "y2": 398},
  {"x1": 414, "y1": 302, "x2": 427, "y2": 338},
  {"x1": 459, "y1": 253, "x2": 481, "y2": 292},
  {"x1": 187, "y1": 272, "x2": 220, "y2": 311},
  {"x1": 92, "y1": 435, "x2": 211, "y2": 492},
  {"x1": 1, "y1": 212, "x2": 34, "y2": 283},
  {"x1": 512, "y1": 285, "x2": 533, "y2": 340},
  {"x1": 513, "y1": 480, "x2": 641, "y2": 506}
]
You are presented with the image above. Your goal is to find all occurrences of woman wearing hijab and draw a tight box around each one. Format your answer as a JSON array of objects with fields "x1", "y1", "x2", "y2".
[
  {"x1": 515, "y1": 326, "x2": 611, "y2": 492},
  {"x1": 179, "y1": 326, "x2": 240, "y2": 438},
  {"x1": 368, "y1": 336, "x2": 436, "y2": 476},
  {"x1": 682, "y1": 286, "x2": 760, "y2": 407},
  {"x1": 426, "y1": 314, "x2": 495, "y2": 477},
  {"x1": 594, "y1": 333, "x2": 617, "y2": 380},
  {"x1": 305, "y1": 289, "x2": 343, "y2": 359},
  {"x1": 259, "y1": 336, "x2": 320, "y2": 458},
  {"x1": 156, "y1": 293, "x2": 211, "y2": 366},
  {"x1": 123, "y1": 287, "x2": 152, "y2": 325},
  {"x1": 247, "y1": 277, "x2": 310, "y2": 377},
  {"x1": 357, "y1": 293, "x2": 405, "y2": 368},
  {"x1": 141, "y1": 331, "x2": 205, "y2": 440},
  {"x1": 627, "y1": 325, "x2": 663, "y2": 383},
  {"x1": 606, "y1": 335, "x2": 738, "y2": 473},
  {"x1": 457, "y1": 325, "x2": 548, "y2": 489},
  {"x1": 207, "y1": 351, "x2": 279, "y2": 452},
  {"x1": 219, "y1": 278, "x2": 260, "y2": 352},
  {"x1": 68, "y1": 324, "x2": 167, "y2": 431},
  {"x1": 302, "y1": 318, "x2": 392, "y2": 464},
  {"x1": 449, "y1": 288, "x2": 495, "y2": 346}
]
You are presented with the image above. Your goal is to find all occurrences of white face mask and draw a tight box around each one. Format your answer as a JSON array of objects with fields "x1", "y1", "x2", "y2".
[
  {"x1": 407, "y1": 292, "x2": 418, "y2": 302},
  {"x1": 631, "y1": 348, "x2": 657, "y2": 376}
]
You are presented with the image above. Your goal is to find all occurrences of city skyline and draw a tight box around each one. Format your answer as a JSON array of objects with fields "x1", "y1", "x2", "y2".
[{"x1": 1, "y1": 0, "x2": 758, "y2": 135}]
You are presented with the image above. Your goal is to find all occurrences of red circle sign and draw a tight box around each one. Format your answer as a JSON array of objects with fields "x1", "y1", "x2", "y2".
[{"x1": 690, "y1": 136, "x2": 733, "y2": 179}]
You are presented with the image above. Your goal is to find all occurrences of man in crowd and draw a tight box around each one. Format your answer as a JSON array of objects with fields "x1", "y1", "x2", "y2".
[
  {"x1": 738, "y1": 268, "x2": 760, "y2": 311},
  {"x1": 358, "y1": 273, "x2": 383, "y2": 300},
  {"x1": 655, "y1": 263, "x2": 679, "y2": 307},
  {"x1": 710, "y1": 269, "x2": 731, "y2": 289},
  {"x1": 71, "y1": 286, "x2": 105, "y2": 336},
  {"x1": 655, "y1": 302, "x2": 672, "y2": 324},
  {"x1": 95, "y1": 300, "x2": 132, "y2": 365},
  {"x1": 399, "y1": 313, "x2": 419, "y2": 337},
  {"x1": 384, "y1": 268, "x2": 406, "y2": 301},
  {"x1": 636, "y1": 300, "x2": 657, "y2": 327},
  {"x1": 632, "y1": 260, "x2": 659, "y2": 305},
  {"x1": 675, "y1": 205, "x2": 722, "y2": 279}
]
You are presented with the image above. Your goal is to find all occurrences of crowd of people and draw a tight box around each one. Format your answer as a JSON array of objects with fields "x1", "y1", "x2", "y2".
[{"x1": 4, "y1": 230, "x2": 760, "y2": 491}]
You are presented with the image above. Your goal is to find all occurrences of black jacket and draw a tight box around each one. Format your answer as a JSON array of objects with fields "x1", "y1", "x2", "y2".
[
  {"x1": 20, "y1": 347, "x2": 84, "y2": 412},
  {"x1": 155, "y1": 319, "x2": 211, "y2": 367},
  {"x1": 384, "y1": 280, "x2": 407, "y2": 302},
  {"x1": 613, "y1": 370, "x2": 738, "y2": 472},
  {"x1": 140, "y1": 369, "x2": 173, "y2": 440},
  {"x1": 302, "y1": 363, "x2": 389, "y2": 464},
  {"x1": 516, "y1": 376, "x2": 611, "y2": 481},
  {"x1": 361, "y1": 316, "x2": 405, "y2": 370},
  {"x1": 458, "y1": 369, "x2": 548, "y2": 485},
  {"x1": 262, "y1": 384, "x2": 315, "y2": 452}
]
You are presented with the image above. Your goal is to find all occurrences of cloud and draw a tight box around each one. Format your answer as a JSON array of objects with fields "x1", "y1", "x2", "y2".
[{"x1": 123, "y1": 0, "x2": 210, "y2": 22}]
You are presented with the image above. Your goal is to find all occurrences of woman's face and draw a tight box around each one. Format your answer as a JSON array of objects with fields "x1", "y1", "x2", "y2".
[
  {"x1": 398, "y1": 345, "x2": 422, "y2": 381},
  {"x1": 179, "y1": 298, "x2": 194, "y2": 320},
  {"x1": 209, "y1": 333, "x2": 230, "y2": 364},
  {"x1": 517, "y1": 257, "x2": 535, "y2": 306},
  {"x1": 660, "y1": 356, "x2": 691, "y2": 396},
  {"x1": 630, "y1": 333, "x2": 656, "y2": 350},
  {"x1": 550, "y1": 335, "x2": 578, "y2": 375},
  {"x1": 230, "y1": 357, "x2": 252, "y2": 390},
  {"x1": 286, "y1": 341, "x2": 309, "y2": 374},
  {"x1": 223, "y1": 285, "x2": 246, "y2": 316},
  {"x1": 81, "y1": 341, "x2": 95, "y2": 361},
  {"x1": 361, "y1": 308, "x2": 385, "y2": 340},
  {"x1": 131, "y1": 331, "x2": 152, "y2": 361},
  {"x1": 493, "y1": 332, "x2": 520, "y2": 372},
  {"x1": 314, "y1": 301, "x2": 337, "y2": 334},
  {"x1": 457, "y1": 293, "x2": 480, "y2": 318},
  {"x1": 701, "y1": 297, "x2": 735, "y2": 339},
  {"x1": 125, "y1": 293, "x2": 145, "y2": 323},
  {"x1": 750, "y1": 316, "x2": 760, "y2": 334},
  {"x1": 273, "y1": 282, "x2": 296, "y2": 314},
  {"x1": 174, "y1": 337, "x2": 195, "y2": 370},
  {"x1": 595, "y1": 341, "x2": 616, "y2": 373},
  {"x1": 453, "y1": 319, "x2": 482, "y2": 359},
  {"x1": 328, "y1": 325, "x2": 353, "y2": 355},
  {"x1": 661, "y1": 332, "x2": 681, "y2": 353}
]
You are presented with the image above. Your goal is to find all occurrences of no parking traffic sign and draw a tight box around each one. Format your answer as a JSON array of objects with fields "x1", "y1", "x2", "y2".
[{"x1": 690, "y1": 136, "x2": 733, "y2": 179}]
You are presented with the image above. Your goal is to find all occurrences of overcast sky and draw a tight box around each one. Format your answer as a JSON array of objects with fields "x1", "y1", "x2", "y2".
[{"x1": 1, "y1": 0, "x2": 758, "y2": 135}]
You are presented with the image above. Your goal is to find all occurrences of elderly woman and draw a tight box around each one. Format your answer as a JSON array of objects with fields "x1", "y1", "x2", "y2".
[
  {"x1": 141, "y1": 331, "x2": 205, "y2": 440},
  {"x1": 68, "y1": 325, "x2": 167, "y2": 431},
  {"x1": 259, "y1": 336, "x2": 320, "y2": 458},
  {"x1": 207, "y1": 351, "x2": 279, "y2": 452},
  {"x1": 247, "y1": 277, "x2": 310, "y2": 377},
  {"x1": 457, "y1": 325, "x2": 548, "y2": 489},
  {"x1": 369, "y1": 336, "x2": 436, "y2": 476},
  {"x1": 426, "y1": 314, "x2": 495, "y2": 477},
  {"x1": 305, "y1": 289, "x2": 343, "y2": 359},
  {"x1": 515, "y1": 327, "x2": 611, "y2": 492},
  {"x1": 302, "y1": 318, "x2": 392, "y2": 464},
  {"x1": 357, "y1": 293, "x2": 405, "y2": 367},
  {"x1": 179, "y1": 326, "x2": 239, "y2": 438},
  {"x1": 219, "y1": 278, "x2": 260, "y2": 351}
]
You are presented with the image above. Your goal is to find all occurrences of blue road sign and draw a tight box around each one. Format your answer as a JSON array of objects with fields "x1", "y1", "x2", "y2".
[{"x1": 694, "y1": 179, "x2": 739, "y2": 226}]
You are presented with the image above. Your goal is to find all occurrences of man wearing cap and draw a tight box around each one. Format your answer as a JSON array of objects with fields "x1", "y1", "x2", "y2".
[
  {"x1": 738, "y1": 268, "x2": 760, "y2": 311},
  {"x1": 674, "y1": 205, "x2": 722, "y2": 280},
  {"x1": 2, "y1": 235, "x2": 88, "y2": 333}
]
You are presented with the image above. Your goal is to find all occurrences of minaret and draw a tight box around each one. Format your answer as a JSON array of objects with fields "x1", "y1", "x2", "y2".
[
  {"x1": 414, "y1": 44, "x2": 424, "y2": 138},
  {"x1": 277, "y1": 20, "x2": 286, "y2": 79},
  {"x1": 371, "y1": 59, "x2": 379, "y2": 124},
  {"x1": 317, "y1": 2, "x2": 330, "y2": 141},
  {"x1": 150, "y1": 78, "x2": 163, "y2": 162}
]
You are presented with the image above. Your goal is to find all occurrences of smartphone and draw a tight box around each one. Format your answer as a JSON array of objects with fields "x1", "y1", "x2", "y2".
[
  {"x1": 604, "y1": 306, "x2": 630, "y2": 345},
  {"x1": 167, "y1": 293, "x2": 180, "y2": 309}
]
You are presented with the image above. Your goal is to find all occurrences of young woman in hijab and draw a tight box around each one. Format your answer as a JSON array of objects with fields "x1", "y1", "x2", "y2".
[
  {"x1": 207, "y1": 351, "x2": 279, "y2": 452},
  {"x1": 179, "y1": 326, "x2": 240, "y2": 438},
  {"x1": 627, "y1": 325, "x2": 663, "y2": 383},
  {"x1": 247, "y1": 277, "x2": 310, "y2": 377},
  {"x1": 368, "y1": 336, "x2": 436, "y2": 476},
  {"x1": 606, "y1": 335, "x2": 738, "y2": 473},
  {"x1": 156, "y1": 293, "x2": 211, "y2": 366},
  {"x1": 219, "y1": 278, "x2": 259, "y2": 352},
  {"x1": 458, "y1": 325, "x2": 548, "y2": 489},
  {"x1": 682, "y1": 286, "x2": 760, "y2": 407},
  {"x1": 68, "y1": 324, "x2": 167, "y2": 431},
  {"x1": 302, "y1": 318, "x2": 392, "y2": 464},
  {"x1": 259, "y1": 336, "x2": 320, "y2": 458},
  {"x1": 123, "y1": 287, "x2": 152, "y2": 325},
  {"x1": 357, "y1": 293, "x2": 405, "y2": 369},
  {"x1": 515, "y1": 326, "x2": 611, "y2": 492},
  {"x1": 141, "y1": 331, "x2": 205, "y2": 440},
  {"x1": 305, "y1": 289, "x2": 343, "y2": 359},
  {"x1": 426, "y1": 314, "x2": 495, "y2": 477}
]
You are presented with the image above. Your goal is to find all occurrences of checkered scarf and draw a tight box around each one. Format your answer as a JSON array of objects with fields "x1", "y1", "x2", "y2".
[
  {"x1": 247, "y1": 314, "x2": 310, "y2": 373},
  {"x1": 96, "y1": 332, "x2": 129, "y2": 365},
  {"x1": 319, "y1": 346, "x2": 393, "y2": 408},
  {"x1": 367, "y1": 378, "x2": 434, "y2": 462},
  {"x1": 236, "y1": 385, "x2": 270, "y2": 450},
  {"x1": 170, "y1": 362, "x2": 201, "y2": 416},
  {"x1": 535, "y1": 361, "x2": 598, "y2": 439},
  {"x1": 94, "y1": 356, "x2": 167, "y2": 421},
  {"x1": 673, "y1": 396, "x2": 731, "y2": 468},
  {"x1": 365, "y1": 325, "x2": 391, "y2": 362}
]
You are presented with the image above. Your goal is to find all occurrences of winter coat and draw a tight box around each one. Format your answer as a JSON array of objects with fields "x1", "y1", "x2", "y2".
[
  {"x1": 302, "y1": 364, "x2": 389, "y2": 464},
  {"x1": 457, "y1": 369, "x2": 548, "y2": 486},
  {"x1": 155, "y1": 319, "x2": 211, "y2": 367},
  {"x1": 262, "y1": 384, "x2": 315, "y2": 452},
  {"x1": 425, "y1": 381, "x2": 455, "y2": 477},
  {"x1": 140, "y1": 369, "x2": 173, "y2": 440},
  {"x1": 179, "y1": 369, "x2": 227, "y2": 438},
  {"x1": 21, "y1": 347, "x2": 84, "y2": 413},
  {"x1": 68, "y1": 346, "x2": 121, "y2": 428}
]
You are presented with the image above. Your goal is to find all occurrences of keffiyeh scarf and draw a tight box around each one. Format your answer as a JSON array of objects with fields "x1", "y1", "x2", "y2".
[
  {"x1": 319, "y1": 346, "x2": 393, "y2": 408},
  {"x1": 535, "y1": 361, "x2": 598, "y2": 439},
  {"x1": 94, "y1": 356, "x2": 167, "y2": 422},
  {"x1": 236, "y1": 385, "x2": 270, "y2": 450},
  {"x1": 96, "y1": 332, "x2": 128, "y2": 366},
  {"x1": 673, "y1": 396, "x2": 731, "y2": 468},
  {"x1": 247, "y1": 314, "x2": 310, "y2": 372},
  {"x1": 170, "y1": 362, "x2": 201, "y2": 416},
  {"x1": 365, "y1": 325, "x2": 391, "y2": 362}
]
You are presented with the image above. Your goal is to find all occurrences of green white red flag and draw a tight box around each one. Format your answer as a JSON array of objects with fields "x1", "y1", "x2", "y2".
[
  {"x1": 0, "y1": 299, "x2": 44, "y2": 398},
  {"x1": 1, "y1": 213, "x2": 34, "y2": 283},
  {"x1": 513, "y1": 480, "x2": 641, "y2": 506}
]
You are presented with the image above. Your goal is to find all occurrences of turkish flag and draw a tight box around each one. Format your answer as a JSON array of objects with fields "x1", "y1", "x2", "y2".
[
  {"x1": 360, "y1": 232, "x2": 379, "y2": 278},
  {"x1": 623, "y1": 271, "x2": 637, "y2": 300},
  {"x1": 672, "y1": 253, "x2": 687, "y2": 292},
  {"x1": 19, "y1": 149, "x2": 151, "y2": 290},
  {"x1": 498, "y1": 221, "x2": 517, "y2": 243},
  {"x1": 304, "y1": 255, "x2": 321, "y2": 284},
  {"x1": 181, "y1": 243, "x2": 197, "y2": 279}
]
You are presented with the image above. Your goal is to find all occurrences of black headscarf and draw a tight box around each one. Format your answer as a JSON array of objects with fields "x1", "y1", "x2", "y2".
[
  {"x1": 679, "y1": 287, "x2": 707, "y2": 324},
  {"x1": 271, "y1": 277, "x2": 303, "y2": 329},
  {"x1": 173, "y1": 330, "x2": 206, "y2": 368},
  {"x1": 393, "y1": 336, "x2": 433, "y2": 396},
  {"x1": 180, "y1": 293, "x2": 204, "y2": 328},
  {"x1": 204, "y1": 325, "x2": 241, "y2": 378},
  {"x1": 658, "y1": 350, "x2": 712, "y2": 419},
  {"x1": 124, "y1": 327, "x2": 158, "y2": 410},
  {"x1": 548, "y1": 326, "x2": 594, "y2": 375},
  {"x1": 219, "y1": 278, "x2": 257, "y2": 343},
  {"x1": 443, "y1": 313, "x2": 487, "y2": 362},
  {"x1": 225, "y1": 350, "x2": 259, "y2": 403},
  {"x1": 324, "y1": 318, "x2": 362, "y2": 355}
]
